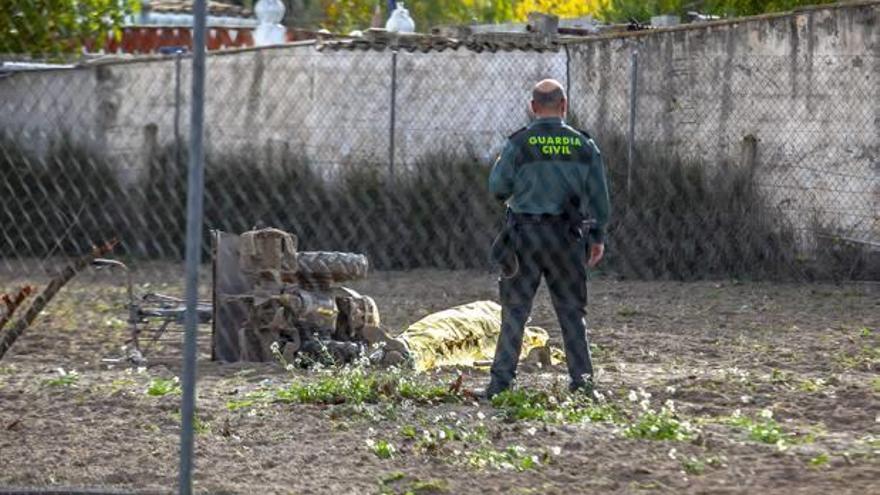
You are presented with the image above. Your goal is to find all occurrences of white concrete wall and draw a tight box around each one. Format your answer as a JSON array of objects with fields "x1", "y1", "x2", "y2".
[
  {"x1": 0, "y1": 1, "x2": 877, "y2": 241},
  {"x1": 568, "y1": 4, "x2": 879, "y2": 240}
]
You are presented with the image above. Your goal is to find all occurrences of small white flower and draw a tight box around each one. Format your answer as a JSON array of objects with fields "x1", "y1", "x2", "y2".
[
  {"x1": 438, "y1": 429, "x2": 447, "y2": 440},
  {"x1": 628, "y1": 390, "x2": 638, "y2": 402},
  {"x1": 668, "y1": 448, "x2": 677, "y2": 460},
  {"x1": 365, "y1": 438, "x2": 375, "y2": 448},
  {"x1": 477, "y1": 411, "x2": 486, "y2": 420},
  {"x1": 740, "y1": 395, "x2": 751, "y2": 404},
  {"x1": 760, "y1": 408, "x2": 774, "y2": 419},
  {"x1": 551, "y1": 446, "x2": 562, "y2": 456},
  {"x1": 665, "y1": 386, "x2": 677, "y2": 394},
  {"x1": 526, "y1": 426, "x2": 537, "y2": 436}
]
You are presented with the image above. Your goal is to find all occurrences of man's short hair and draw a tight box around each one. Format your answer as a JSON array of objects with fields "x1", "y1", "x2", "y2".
[{"x1": 532, "y1": 86, "x2": 565, "y2": 107}]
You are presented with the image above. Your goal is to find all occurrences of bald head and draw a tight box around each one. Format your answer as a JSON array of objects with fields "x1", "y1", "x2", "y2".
[{"x1": 531, "y1": 79, "x2": 566, "y2": 117}]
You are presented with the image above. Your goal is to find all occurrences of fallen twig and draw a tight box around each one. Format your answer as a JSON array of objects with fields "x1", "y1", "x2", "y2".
[{"x1": 0, "y1": 240, "x2": 117, "y2": 361}]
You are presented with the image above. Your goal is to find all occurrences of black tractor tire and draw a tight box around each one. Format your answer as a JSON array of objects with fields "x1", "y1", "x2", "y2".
[{"x1": 297, "y1": 252, "x2": 369, "y2": 281}]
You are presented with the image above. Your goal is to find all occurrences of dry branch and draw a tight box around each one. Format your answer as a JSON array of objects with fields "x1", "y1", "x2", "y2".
[{"x1": 0, "y1": 240, "x2": 117, "y2": 361}]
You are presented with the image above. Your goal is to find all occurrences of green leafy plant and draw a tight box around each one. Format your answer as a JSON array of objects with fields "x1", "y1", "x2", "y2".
[
  {"x1": 275, "y1": 368, "x2": 457, "y2": 406},
  {"x1": 368, "y1": 438, "x2": 397, "y2": 459},
  {"x1": 0, "y1": 0, "x2": 139, "y2": 58},
  {"x1": 623, "y1": 406, "x2": 696, "y2": 441},
  {"x1": 146, "y1": 377, "x2": 181, "y2": 397},
  {"x1": 798, "y1": 377, "x2": 827, "y2": 393},
  {"x1": 491, "y1": 388, "x2": 619, "y2": 424},
  {"x1": 809, "y1": 452, "x2": 830, "y2": 468},
  {"x1": 681, "y1": 457, "x2": 705, "y2": 475},
  {"x1": 400, "y1": 424, "x2": 418, "y2": 439},
  {"x1": 726, "y1": 409, "x2": 789, "y2": 446},
  {"x1": 43, "y1": 368, "x2": 79, "y2": 388},
  {"x1": 467, "y1": 445, "x2": 541, "y2": 471}
]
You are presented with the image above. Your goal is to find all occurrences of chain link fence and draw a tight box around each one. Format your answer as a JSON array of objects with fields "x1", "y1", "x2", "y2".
[
  {"x1": 1, "y1": 12, "x2": 880, "y2": 494},
  {"x1": 1, "y1": 41, "x2": 876, "y2": 281}
]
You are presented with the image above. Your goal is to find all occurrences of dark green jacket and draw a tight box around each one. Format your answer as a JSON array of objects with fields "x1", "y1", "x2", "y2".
[{"x1": 489, "y1": 117, "x2": 611, "y2": 243}]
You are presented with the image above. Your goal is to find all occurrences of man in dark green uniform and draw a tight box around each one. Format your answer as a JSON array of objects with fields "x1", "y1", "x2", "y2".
[{"x1": 487, "y1": 78, "x2": 610, "y2": 398}]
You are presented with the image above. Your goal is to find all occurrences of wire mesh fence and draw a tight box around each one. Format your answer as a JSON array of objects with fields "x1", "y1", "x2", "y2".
[
  {"x1": 1, "y1": 15, "x2": 880, "y2": 494},
  {"x1": 1, "y1": 41, "x2": 876, "y2": 281}
]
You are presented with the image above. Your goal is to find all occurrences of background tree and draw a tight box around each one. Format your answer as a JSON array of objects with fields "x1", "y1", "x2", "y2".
[
  {"x1": 0, "y1": 0, "x2": 139, "y2": 59},
  {"x1": 513, "y1": 0, "x2": 607, "y2": 22},
  {"x1": 598, "y1": 0, "x2": 839, "y2": 22}
]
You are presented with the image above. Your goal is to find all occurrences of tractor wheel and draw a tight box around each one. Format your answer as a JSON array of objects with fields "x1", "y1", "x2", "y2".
[{"x1": 296, "y1": 252, "x2": 369, "y2": 282}]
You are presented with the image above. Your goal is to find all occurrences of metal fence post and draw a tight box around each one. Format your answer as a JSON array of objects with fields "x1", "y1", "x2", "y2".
[
  {"x1": 179, "y1": 0, "x2": 207, "y2": 493},
  {"x1": 174, "y1": 50, "x2": 183, "y2": 172},
  {"x1": 389, "y1": 50, "x2": 398, "y2": 177},
  {"x1": 627, "y1": 48, "x2": 638, "y2": 198}
]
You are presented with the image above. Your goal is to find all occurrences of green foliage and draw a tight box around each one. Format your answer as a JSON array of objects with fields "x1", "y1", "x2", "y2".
[
  {"x1": 42, "y1": 368, "x2": 79, "y2": 388},
  {"x1": 412, "y1": 424, "x2": 489, "y2": 453},
  {"x1": 681, "y1": 457, "x2": 705, "y2": 475},
  {"x1": 491, "y1": 388, "x2": 619, "y2": 423},
  {"x1": 726, "y1": 410, "x2": 790, "y2": 446},
  {"x1": 400, "y1": 424, "x2": 418, "y2": 439},
  {"x1": 275, "y1": 368, "x2": 458, "y2": 405},
  {"x1": 146, "y1": 377, "x2": 181, "y2": 397},
  {"x1": 0, "y1": 0, "x2": 139, "y2": 58},
  {"x1": 467, "y1": 445, "x2": 541, "y2": 471},
  {"x1": 809, "y1": 452, "x2": 830, "y2": 468},
  {"x1": 599, "y1": 0, "x2": 839, "y2": 23},
  {"x1": 378, "y1": 473, "x2": 450, "y2": 495},
  {"x1": 491, "y1": 389, "x2": 551, "y2": 421},
  {"x1": 623, "y1": 404, "x2": 696, "y2": 441},
  {"x1": 2, "y1": 136, "x2": 869, "y2": 280},
  {"x1": 797, "y1": 377, "x2": 827, "y2": 393},
  {"x1": 368, "y1": 438, "x2": 397, "y2": 459}
]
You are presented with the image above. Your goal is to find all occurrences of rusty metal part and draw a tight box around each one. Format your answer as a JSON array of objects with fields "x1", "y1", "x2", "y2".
[
  {"x1": 212, "y1": 228, "x2": 406, "y2": 367},
  {"x1": 0, "y1": 240, "x2": 117, "y2": 361}
]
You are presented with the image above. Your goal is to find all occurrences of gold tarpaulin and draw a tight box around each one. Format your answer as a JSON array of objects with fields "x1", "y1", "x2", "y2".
[{"x1": 395, "y1": 300, "x2": 558, "y2": 372}]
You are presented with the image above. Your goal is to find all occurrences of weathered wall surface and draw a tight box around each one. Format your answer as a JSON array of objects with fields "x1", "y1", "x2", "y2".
[
  {"x1": 569, "y1": 3, "x2": 879, "y2": 239},
  {"x1": 0, "y1": 2, "x2": 877, "y2": 240}
]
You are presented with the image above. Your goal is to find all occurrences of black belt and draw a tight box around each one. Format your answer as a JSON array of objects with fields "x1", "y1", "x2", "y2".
[{"x1": 509, "y1": 212, "x2": 567, "y2": 224}]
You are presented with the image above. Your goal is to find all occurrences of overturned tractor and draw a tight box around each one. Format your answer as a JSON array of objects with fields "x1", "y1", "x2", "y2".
[{"x1": 212, "y1": 228, "x2": 408, "y2": 366}]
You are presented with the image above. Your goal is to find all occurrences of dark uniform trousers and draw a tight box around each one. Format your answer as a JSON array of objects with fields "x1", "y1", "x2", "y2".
[{"x1": 490, "y1": 217, "x2": 594, "y2": 390}]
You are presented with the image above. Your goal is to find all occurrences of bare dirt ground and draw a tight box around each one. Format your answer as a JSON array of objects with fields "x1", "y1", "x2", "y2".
[{"x1": 0, "y1": 265, "x2": 878, "y2": 494}]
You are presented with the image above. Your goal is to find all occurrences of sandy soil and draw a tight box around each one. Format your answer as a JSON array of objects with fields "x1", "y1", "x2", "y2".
[{"x1": 0, "y1": 266, "x2": 878, "y2": 494}]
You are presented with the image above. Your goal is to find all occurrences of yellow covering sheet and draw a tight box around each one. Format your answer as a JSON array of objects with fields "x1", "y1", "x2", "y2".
[{"x1": 394, "y1": 300, "x2": 553, "y2": 372}]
